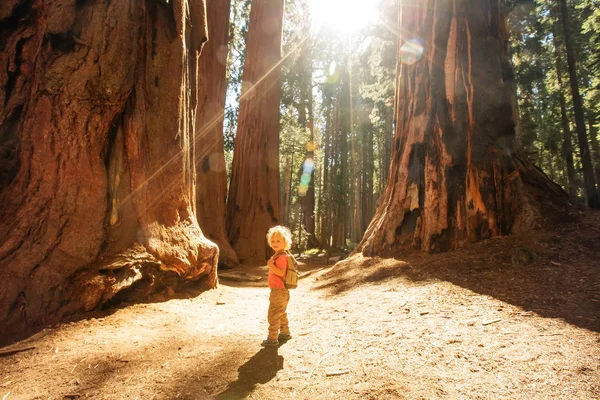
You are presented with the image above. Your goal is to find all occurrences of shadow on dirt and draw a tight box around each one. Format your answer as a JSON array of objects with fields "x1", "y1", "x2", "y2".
[
  {"x1": 1, "y1": 258, "x2": 326, "y2": 348},
  {"x1": 313, "y1": 214, "x2": 600, "y2": 333},
  {"x1": 0, "y1": 280, "x2": 214, "y2": 348},
  {"x1": 313, "y1": 256, "x2": 411, "y2": 295},
  {"x1": 214, "y1": 346, "x2": 284, "y2": 399},
  {"x1": 59, "y1": 342, "x2": 283, "y2": 399}
]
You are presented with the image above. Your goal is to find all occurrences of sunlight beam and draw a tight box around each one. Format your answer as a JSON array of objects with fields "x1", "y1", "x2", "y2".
[{"x1": 120, "y1": 35, "x2": 311, "y2": 212}]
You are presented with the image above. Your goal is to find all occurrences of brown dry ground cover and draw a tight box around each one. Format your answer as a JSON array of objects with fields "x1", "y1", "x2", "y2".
[{"x1": 1, "y1": 209, "x2": 599, "y2": 400}]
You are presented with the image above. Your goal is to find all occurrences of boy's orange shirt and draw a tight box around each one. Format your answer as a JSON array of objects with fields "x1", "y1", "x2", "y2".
[{"x1": 268, "y1": 253, "x2": 287, "y2": 289}]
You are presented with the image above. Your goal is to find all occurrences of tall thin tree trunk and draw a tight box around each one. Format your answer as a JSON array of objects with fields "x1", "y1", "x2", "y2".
[
  {"x1": 338, "y1": 67, "x2": 350, "y2": 248},
  {"x1": 351, "y1": 103, "x2": 361, "y2": 243},
  {"x1": 553, "y1": 30, "x2": 577, "y2": 202},
  {"x1": 558, "y1": 0, "x2": 600, "y2": 208},
  {"x1": 283, "y1": 150, "x2": 294, "y2": 226},
  {"x1": 548, "y1": 151, "x2": 556, "y2": 183},
  {"x1": 196, "y1": 0, "x2": 239, "y2": 269},
  {"x1": 588, "y1": 115, "x2": 600, "y2": 188},
  {"x1": 362, "y1": 101, "x2": 375, "y2": 234},
  {"x1": 296, "y1": 207, "x2": 303, "y2": 249},
  {"x1": 0, "y1": 0, "x2": 218, "y2": 337},
  {"x1": 331, "y1": 94, "x2": 343, "y2": 248},
  {"x1": 226, "y1": 0, "x2": 285, "y2": 262},
  {"x1": 319, "y1": 86, "x2": 333, "y2": 249}
]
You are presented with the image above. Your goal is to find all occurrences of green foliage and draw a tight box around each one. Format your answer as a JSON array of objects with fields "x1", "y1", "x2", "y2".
[
  {"x1": 579, "y1": 0, "x2": 600, "y2": 121},
  {"x1": 509, "y1": 0, "x2": 600, "y2": 199}
]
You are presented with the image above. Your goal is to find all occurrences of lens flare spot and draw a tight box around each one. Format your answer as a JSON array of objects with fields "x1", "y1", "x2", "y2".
[
  {"x1": 303, "y1": 158, "x2": 315, "y2": 173},
  {"x1": 327, "y1": 61, "x2": 340, "y2": 83},
  {"x1": 400, "y1": 39, "x2": 424, "y2": 65},
  {"x1": 329, "y1": 61, "x2": 337, "y2": 76},
  {"x1": 298, "y1": 184, "x2": 308, "y2": 197},
  {"x1": 300, "y1": 173, "x2": 312, "y2": 185}
]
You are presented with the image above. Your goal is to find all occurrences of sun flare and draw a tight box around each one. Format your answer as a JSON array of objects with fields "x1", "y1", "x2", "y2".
[{"x1": 308, "y1": 0, "x2": 381, "y2": 34}]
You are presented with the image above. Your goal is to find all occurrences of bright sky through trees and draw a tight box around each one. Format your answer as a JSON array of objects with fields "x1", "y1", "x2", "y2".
[{"x1": 307, "y1": 0, "x2": 381, "y2": 34}]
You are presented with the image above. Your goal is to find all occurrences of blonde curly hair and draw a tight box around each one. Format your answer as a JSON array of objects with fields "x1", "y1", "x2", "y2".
[{"x1": 266, "y1": 225, "x2": 293, "y2": 250}]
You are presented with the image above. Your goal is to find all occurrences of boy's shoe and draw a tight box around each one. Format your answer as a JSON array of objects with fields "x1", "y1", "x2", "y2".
[
  {"x1": 261, "y1": 338, "x2": 279, "y2": 347},
  {"x1": 278, "y1": 333, "x2": 292, "y2": 341}
]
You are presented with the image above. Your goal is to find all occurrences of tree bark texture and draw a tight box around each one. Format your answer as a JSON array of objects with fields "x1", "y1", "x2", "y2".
[
  {"x1": 357, "y1": 0, "x2": 567, "y2": 256},
  {"x1": 336, "y1": 67, "x2": 350, "y2": 247},
  {"x1": 282, "y1": 149, "x2": 294, "y2": 226},
  {"x1": 553, "y1": 33, "x2": 577, "y2": 202},
  {"x1": 588, "y1": 116, "x2": 600, "y2": 188},
  {"x1": 195, "y1": 0, "x2": 239, "y2": 268},
  {"x1": 0, "y1": 0, "x2": 218, "y2": 337},
  {"x1": 226, "y1": 0, "x2": 284, "y2": 262},
  {"x1": 362, "y1": 105, "x2": 375, "y2": 234},
  {"x1": 558, "y1": 0, "x2": 600, "y2": 208},
  {"x1": 319, "y1": 86, "x2": 333, "y2": 248}
]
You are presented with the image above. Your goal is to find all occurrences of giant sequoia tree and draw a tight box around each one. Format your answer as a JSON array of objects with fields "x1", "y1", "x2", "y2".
[
  {"x1": 227, "y1": 0, "x2": 285, "y2": 262},
  {"x1": 0, "y1": 0, "x2": 218, "y2": 337},
  {"x1": 196, "y1": 0, "x2": 239, "y2": 268},
  {"x1": 357, "y1": 0, "x2": 567, "y2": 256}
]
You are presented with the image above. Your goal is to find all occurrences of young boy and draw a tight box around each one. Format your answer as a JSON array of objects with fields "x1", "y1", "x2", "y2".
[{"x1": 261, "y1": 225, "x2": 293, "y2": 347}]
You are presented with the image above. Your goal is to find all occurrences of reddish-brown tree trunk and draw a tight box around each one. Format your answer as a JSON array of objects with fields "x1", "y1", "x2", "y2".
[
  {"x1": 362, "y1": 103, "x2": 375, "y2": 233},
  {"x1": 0, "y1": 0, "x2": 218, "y2": 337},
  {"x1": 337, "y1": 67, "x2": 350, "y2": 247},
  {"x1": 196, "y1": 0, "x2": 239, "y2": 269},
  {"x1": 319, "y1": 86, "x2": 334, "y2": 249},
  {"x1": 381, "y1": 105, "x2": 394, "y2": 194},
  {"x1": 588, "y1": 116, "x2": 600, "y2": 188},
  {"x1": 226, "y1": 0, "x2": 285, "y2": 263},
  {"x1": 357, "y1": 0, "x2": 566, "y2": 256},
  {"x1": 283, "y1": 149, "x2": 294, "y2": 226},
  {"x1": 331, "y1": 94, "x2": 343, "y2": 249}
]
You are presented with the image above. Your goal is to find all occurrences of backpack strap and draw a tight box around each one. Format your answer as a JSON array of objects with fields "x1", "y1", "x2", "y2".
[{"x1": 272, "y1": 251, "x2": 288, "y2": 283}]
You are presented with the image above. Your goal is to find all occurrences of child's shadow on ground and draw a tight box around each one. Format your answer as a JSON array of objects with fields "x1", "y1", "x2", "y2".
[{"x1": 216, "y1": 346, "x2": 284, "y2": 399}]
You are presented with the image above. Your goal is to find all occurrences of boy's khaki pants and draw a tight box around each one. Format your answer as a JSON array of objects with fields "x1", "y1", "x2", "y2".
[{"x1": 268, "y1": 288, "x2": 290, "y2": 340}]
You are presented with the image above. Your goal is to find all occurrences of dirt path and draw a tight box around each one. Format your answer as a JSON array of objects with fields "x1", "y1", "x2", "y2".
[{"x1": 1, "y1": 223, "x2": 599, "y2": 399}]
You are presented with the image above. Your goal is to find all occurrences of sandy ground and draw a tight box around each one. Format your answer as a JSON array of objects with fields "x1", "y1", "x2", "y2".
[{"x1": 1, "y1": 211, "x2": 599, "y2": 400}]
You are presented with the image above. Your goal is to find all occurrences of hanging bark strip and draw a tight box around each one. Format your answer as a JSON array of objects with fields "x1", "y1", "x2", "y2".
[
  {"x1": 0, "y1": 0, "x2": 217, "y2": 337},
  {"x1": 357, "y1": 0, "x2": 566, "y2": 256}
]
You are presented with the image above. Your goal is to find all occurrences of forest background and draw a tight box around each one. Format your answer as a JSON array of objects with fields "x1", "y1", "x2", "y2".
[{"x1": 222, "y1": 0, "x2": 600, "y2": 252}]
